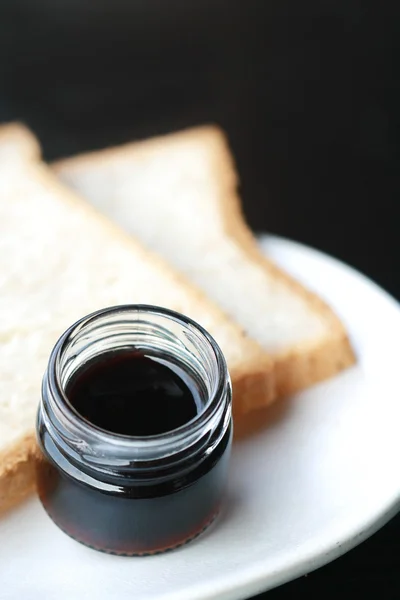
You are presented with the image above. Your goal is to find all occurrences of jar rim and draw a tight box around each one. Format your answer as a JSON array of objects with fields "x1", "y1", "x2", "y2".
[{"x1": 43, "y1": 304, "x2": 231, "y2": 468}]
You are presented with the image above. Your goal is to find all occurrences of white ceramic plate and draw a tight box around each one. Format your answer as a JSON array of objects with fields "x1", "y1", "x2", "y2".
[{"x1": 1, "y1": 235, "x2": 400, "y2": 600}]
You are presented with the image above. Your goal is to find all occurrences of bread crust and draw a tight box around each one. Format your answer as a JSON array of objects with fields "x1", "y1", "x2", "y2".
[{"x1": 0, "y1": 433, "x2": 38, "y2": 516}]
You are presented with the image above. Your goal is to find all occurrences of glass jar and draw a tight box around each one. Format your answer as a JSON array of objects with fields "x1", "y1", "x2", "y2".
[{"x1": 36, "y1": 305, "x2": 232, "y2": 556}]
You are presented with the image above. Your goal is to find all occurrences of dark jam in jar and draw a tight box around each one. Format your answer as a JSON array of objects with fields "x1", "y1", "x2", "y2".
[
  {"x1": 36, "y1": 305, "x2": 232, "y2": 555},
  {"x1": 66, "y1": 351, "x2": 200, "y2": 436}
]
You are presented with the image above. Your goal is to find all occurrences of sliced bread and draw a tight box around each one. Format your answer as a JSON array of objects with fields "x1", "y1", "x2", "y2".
[
  {"x1": 54, "y1": 126, "x2": 355, "y2": 398},
  {"x1": 0, "y1": 124, "x2": 273, "y2": 513}
]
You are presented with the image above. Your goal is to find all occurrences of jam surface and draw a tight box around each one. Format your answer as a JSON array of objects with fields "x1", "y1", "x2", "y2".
[{"x1": 66, "y1": 350, "x2": 200, "y2": 436}]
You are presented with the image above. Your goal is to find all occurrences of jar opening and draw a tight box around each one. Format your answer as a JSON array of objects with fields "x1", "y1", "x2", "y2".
[
  {"x1": 64, "y1": 348, "x2": 207, "y2": 438},
  {"x1": 41, "y1": 305, "x2": 232, "y2": 473}
]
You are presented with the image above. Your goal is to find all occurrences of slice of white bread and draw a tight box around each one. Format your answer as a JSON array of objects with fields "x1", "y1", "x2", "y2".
[
  {"x1": 0, "y1": 124, "x2": 273, "y2": 514},
  {"x1": 54, "y1": 126, "x2": 355, "y2": 398}
]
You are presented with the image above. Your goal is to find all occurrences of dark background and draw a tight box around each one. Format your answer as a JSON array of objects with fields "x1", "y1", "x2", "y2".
[{"x1": 1, "y1": 0, "x2": 399, "y2": 597}]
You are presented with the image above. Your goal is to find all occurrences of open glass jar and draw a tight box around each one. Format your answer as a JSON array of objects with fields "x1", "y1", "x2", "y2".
[{"x1": 36, "y1": 305, "x2": 232, "y2": 555}]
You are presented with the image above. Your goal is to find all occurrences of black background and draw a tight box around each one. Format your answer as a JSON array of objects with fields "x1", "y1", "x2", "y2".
[{"x1": 1, "y1": 1, "x2": 399, "y2": 597}]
